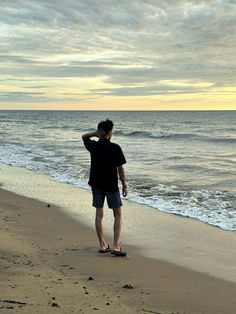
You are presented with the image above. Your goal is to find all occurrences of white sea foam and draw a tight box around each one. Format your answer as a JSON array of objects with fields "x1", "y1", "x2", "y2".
[{"x1": 128, "y1": 191, "x2": 236, "y2": 231}]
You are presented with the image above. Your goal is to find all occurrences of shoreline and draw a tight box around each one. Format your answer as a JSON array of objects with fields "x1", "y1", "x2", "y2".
[
  {"x1": 1, "y1": 187, "x2": 236, "y2": 313},
  {"x1": 0, "y1": 162, "x2": 236, "y2": 283}
]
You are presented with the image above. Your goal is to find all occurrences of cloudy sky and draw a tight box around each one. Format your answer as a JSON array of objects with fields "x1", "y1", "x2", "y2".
[{"x1": 1, "y1": 0, "x2": 236, "y2": 110}]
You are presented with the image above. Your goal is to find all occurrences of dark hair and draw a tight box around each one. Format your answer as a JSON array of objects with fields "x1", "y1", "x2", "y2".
[{"x1": 97, "y1": 119, "x2": 114, "y2": 135}]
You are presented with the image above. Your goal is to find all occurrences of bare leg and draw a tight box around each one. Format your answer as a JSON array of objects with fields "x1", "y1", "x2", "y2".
[
  {"x1": 112, "y1": 207, "x2": 122, "y2": 251},
  {"x1": 95, "y1": 207, "x2": 108, "y2": 250}
]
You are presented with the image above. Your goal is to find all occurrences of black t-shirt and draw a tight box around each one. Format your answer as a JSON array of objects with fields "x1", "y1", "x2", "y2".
[{"x1": 83, "y1": 138, "x2": 126, "y2": 192}]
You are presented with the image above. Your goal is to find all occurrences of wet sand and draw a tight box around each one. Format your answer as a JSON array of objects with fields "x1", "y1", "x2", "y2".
[{"x1": 1, "y1": 187, "x2": 236, "y2": 313}]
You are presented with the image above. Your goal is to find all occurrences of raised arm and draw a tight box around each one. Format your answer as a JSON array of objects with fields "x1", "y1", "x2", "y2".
[
  {"x1": 118, "y1": 165, "x2": 128, "y2": 197},
  {"x1": 82, "y1": 129, "x2": 106, "y2": 141},
  {"x1": 82, "y1": 130, "x2": 98, "y2": 141}
]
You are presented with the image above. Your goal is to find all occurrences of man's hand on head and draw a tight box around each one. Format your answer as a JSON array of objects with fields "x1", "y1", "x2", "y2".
[
  {"x1": 82, "y1": 129, "x2": 103, "y2": 141},
  {"x1": 97, "y1": 128, "x2": 105, "y2": 138}
]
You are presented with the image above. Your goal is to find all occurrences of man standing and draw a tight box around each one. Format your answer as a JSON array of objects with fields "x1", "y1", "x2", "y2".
[{"x1": 82, "y1": 119, "x2": 128, "y2": 256}]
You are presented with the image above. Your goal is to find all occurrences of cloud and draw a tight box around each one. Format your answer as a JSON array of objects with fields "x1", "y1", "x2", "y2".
[
  {"x1": 0, "y1": 91, "x2": 45, "y2": 102},
  {"x1": 0, "y1": 0, "x2": 236, "y2": 103},
  {"x1": 91, "y1": 83, "x2": 208, "y2": 97},
  {"x1": 0, "y1": 90, "x2": 88, "y2": 103},
  {"x1": 24, "y1": 85, "x2": 49, "y2": 89}
]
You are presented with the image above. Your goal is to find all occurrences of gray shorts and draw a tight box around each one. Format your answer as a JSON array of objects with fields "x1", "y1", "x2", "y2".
[{"x1": 92, "y1": 188, "x2": 122, "y2": 209}]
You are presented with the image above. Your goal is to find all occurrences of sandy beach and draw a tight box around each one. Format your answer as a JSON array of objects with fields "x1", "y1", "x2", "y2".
[
  {"x1": 1, "y1": 185, "x2": 236, "y2": 314},
  {"x1": 1, "y1": 1, "x2": 236, "y2": 312}
]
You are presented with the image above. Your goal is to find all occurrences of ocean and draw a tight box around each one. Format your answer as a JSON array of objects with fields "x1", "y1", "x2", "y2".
[{"x1": 0, "y1": 110, "x2": 236, "y2": 231}]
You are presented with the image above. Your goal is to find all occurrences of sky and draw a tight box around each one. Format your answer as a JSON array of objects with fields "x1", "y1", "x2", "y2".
[{"x1": 0, "y1": 0, "x2": 236, "y2": 110}]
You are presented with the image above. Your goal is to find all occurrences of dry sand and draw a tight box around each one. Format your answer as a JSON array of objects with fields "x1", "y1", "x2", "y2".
[{"x1": 1, "y1": 187, "x2": 236, "y2": 314}]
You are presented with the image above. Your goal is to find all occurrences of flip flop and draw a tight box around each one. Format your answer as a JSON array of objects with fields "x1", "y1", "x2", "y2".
[
  {"x1": 110, "y1": 249, "x2": 127, "y2": 257},
  {"x1": 98, "y1": 245, "x2": 111, "y2": 254}
]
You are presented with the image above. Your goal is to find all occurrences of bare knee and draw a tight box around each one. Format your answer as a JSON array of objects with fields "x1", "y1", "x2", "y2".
[
  {"x1": 96, "y1": 208, "x2": 104, "y2": 220},
  {"x1": 113, "y1": 207, "x2": 122, "y2": 218}
]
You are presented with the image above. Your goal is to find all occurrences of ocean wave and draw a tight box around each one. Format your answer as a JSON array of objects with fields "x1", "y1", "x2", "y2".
[
  {"x1": 113, "y1": 130, "x2": 149, "y2": 137},
  {"x1": 80, "y1": 128, "x2": 96, "y2": 132},
  {"x1": 0, "y1": 146, "x2": 89, "y2": 203},
  {"x1": 114, "y1": 130, "x2": 201, "y2": 140},
  {"x1": 128, "y1": 184, "x2": 236, "y2": 231},
  {"x1": 114, "y1": 129, "x2": 236, "y2": 144},
  {"x1": 205, "y1": 137, "x2": 236, "y2": 144},
  {"x1": 167, "y1": 164, "x2": 209, "y2": 172}
]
